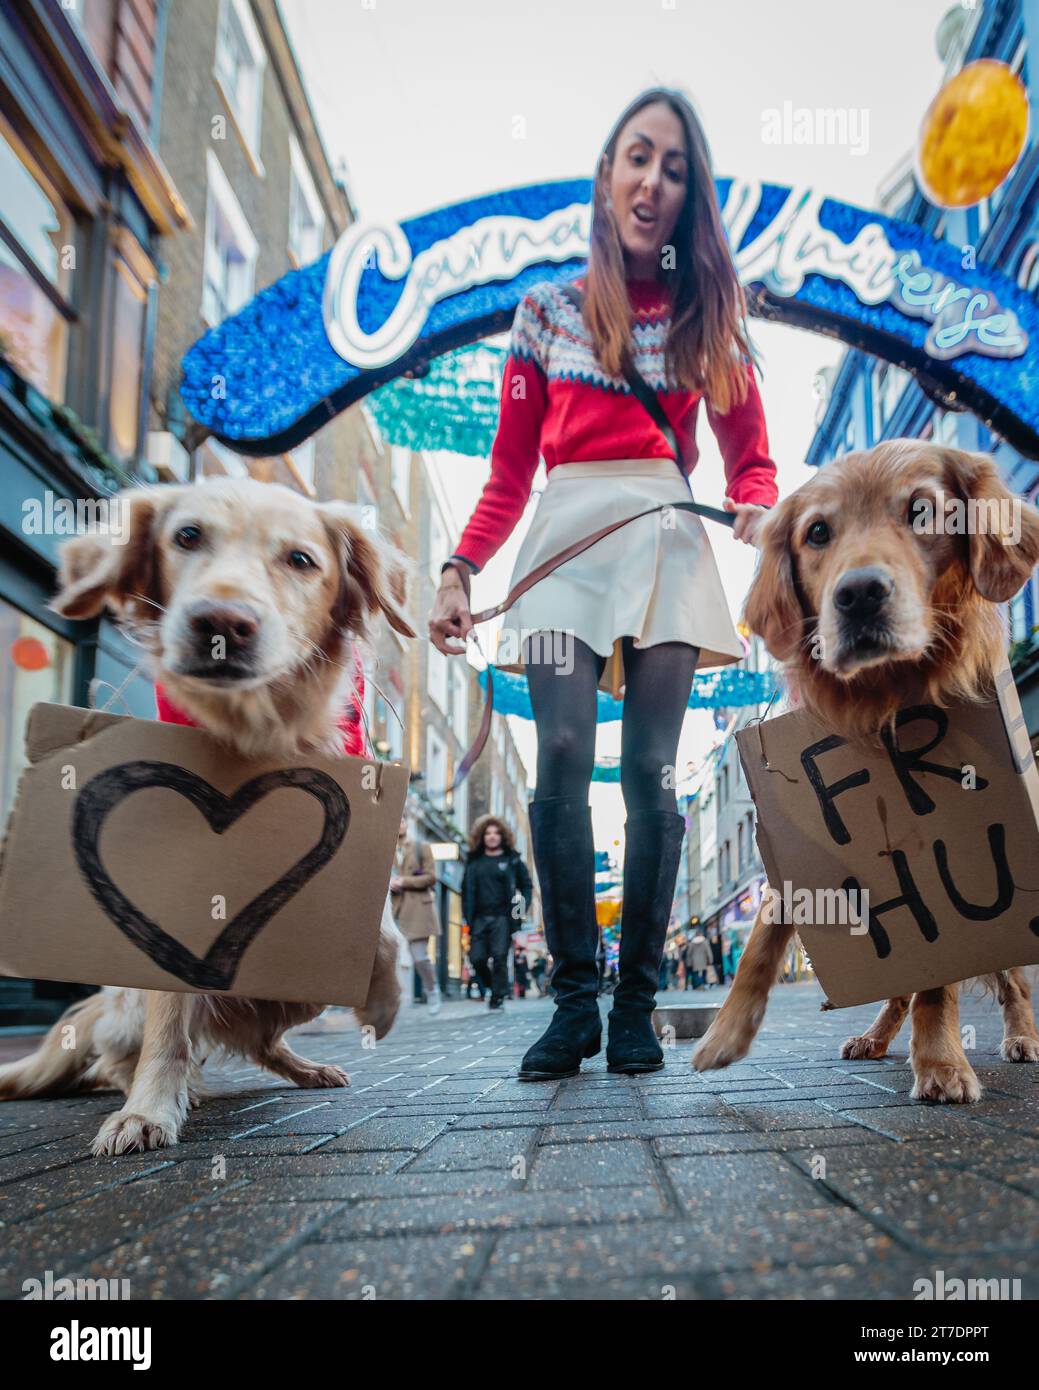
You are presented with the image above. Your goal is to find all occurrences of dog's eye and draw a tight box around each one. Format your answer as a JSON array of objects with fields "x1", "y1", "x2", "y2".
[
  {"x1": 174, "y1": 525, "x2": 203, "y2": 550},
  {"x1": 287, "y1": 550, "x2": 317, "y2": 571},
  {"x1": 806, "y1": 520, "x2": 830, "y2": 547}
]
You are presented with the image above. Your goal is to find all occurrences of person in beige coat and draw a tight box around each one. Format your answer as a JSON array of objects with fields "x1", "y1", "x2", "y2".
[{"x1": 390, "y1": 814, "x2": 443, "y2": 1015}]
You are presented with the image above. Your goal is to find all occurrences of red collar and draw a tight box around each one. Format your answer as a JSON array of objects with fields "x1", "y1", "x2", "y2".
[{"x1": 154, "y1": 649, "x2": 367, "y2": 758}]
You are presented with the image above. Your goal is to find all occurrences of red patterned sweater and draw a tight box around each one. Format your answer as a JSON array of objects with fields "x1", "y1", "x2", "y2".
[{"x1": 453, "y1": 276, "x2": 778, "y2": 572}]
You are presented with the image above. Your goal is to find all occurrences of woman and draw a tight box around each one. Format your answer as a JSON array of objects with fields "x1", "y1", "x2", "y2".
[
  {"x1": 429, "y1": 88, "x2": 777, "y2": 1079},
  {"x1": 460, "y1": 814, "x2": 534, "y2": 1011},
  {"x1": 389, "y1": 813, "x2": 443, "y2": 1016}
]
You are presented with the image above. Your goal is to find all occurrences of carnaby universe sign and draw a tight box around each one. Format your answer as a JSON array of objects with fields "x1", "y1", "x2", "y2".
[{"x1": 180, "y1": 177, "x2": 1039, "y2": 459}]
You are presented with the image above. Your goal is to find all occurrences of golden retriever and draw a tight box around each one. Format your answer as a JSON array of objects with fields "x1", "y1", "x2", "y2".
[
  {"x1": 694, "y1": 441, "x2": 1039, "y2": 1102},
  {"x1": 0, "y1": 477, "x2": 415, "y2": 1154}
]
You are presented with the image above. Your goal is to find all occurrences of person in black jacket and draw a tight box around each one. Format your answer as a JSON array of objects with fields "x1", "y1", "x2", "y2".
[{"x1": 461, "y1": 815, "x2": 534, "y2": 1010}]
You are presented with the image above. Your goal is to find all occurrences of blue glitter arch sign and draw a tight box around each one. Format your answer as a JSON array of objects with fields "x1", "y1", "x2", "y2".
[{"x1": 180, "y1": 177, "x2": 1039, "y2": 459}]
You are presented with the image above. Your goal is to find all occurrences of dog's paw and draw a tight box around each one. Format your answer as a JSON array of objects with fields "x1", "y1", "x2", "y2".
[
  {"x1": 1000, "y1": 1034, "x2": 1039, "y2": 1063},
  {"x1": 911, "y1": 1062, "x2": 982, "y2": 1104},
  {"x1": 840, "y1": 1034, "x2": 888, "y2": 1061},
  {"x1": 91, "y1": 1111, "x2": 179, "y2": 1156},
  {"x1": 692, "y1": 1019, "x2": 752, "y2": 1072},
  {"x1": 295, "y1": 1062, "x2": 350, "y2": 1089}
]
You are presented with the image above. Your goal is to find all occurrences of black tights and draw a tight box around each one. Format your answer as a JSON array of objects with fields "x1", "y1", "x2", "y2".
[{"x1": 524, "y1": 634, "x2": 699, "y2": 812}]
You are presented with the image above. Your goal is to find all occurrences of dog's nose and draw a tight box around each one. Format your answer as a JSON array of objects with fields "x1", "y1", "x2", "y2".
[
  {"x1": 186, "y1": 600, "x2": 260, "y2": 653},
  {"x1": 833, "y1": 567, "x2": 894, "y2": 621}
]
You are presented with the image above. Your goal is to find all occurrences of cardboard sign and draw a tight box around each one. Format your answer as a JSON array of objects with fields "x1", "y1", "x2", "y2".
[
  {"x1": 736, "y1": 664, "x2": 1039, "y2": 1007},
  {"x1": 0, "y1": 704, "x2": 408, "y2": 1006}
]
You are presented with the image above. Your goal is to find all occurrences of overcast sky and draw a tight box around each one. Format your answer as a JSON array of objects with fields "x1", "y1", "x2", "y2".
[{"x1": 278, "y1": 0, "x2": 958, "y2": 847}]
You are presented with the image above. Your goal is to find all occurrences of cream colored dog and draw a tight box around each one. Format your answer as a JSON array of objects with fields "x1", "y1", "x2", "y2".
[{"x1": 0, "y1": 477, "x2": 415, "y2": 1155}]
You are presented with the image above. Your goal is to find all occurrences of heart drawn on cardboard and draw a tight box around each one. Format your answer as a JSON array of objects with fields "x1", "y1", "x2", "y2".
[{"x1": 72, "y1": 760, "x2": 350, "y2": 991}]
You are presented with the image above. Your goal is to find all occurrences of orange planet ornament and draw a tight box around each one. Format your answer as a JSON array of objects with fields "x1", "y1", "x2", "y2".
[
  {"x1": 10, "y1": 636, "x2": 50, "y2": 671},
  {"x1": 917, "y1": 59, "x2": 1028, "y2": 208}
]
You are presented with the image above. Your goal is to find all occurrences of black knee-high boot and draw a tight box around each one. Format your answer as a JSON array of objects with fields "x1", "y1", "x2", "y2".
[
  {"x1": 518, "y1": 796, "x2": 602, "y2": 1081},
  {"x1": 607, "y1": 808, "x2": 686, "y2": 1073}
]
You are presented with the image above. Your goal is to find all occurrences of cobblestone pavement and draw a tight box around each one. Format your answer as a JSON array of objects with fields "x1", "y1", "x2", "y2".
[{"x1": 1, "y1": 982, "x2": 1037, "y2": 1300}]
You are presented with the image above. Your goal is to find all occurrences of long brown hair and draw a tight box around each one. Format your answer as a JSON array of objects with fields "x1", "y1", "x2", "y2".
[{"x1": 582, "y1": 87, "x2": 755, "y2": 414}]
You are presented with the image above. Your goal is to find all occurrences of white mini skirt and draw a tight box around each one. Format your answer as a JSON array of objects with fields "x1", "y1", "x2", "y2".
[{"x1": 495, "y1": 457, "x2": 745, "y2": 699}]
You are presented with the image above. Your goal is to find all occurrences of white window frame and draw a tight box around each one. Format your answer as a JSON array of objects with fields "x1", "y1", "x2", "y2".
[
  {"x1": 288, "y1": 134, "x2": 325, "y2": 267},
  {"x1": 285, "y1": 438, "x2": 316, "y2": 493},
  {"x1": 201, "y1": 150, "x2": 258, "y2": 327},
  {"x1": 426, "y1": 725, "x2": 447, "y2": 808},
  {"x1": 427, "y1": 644, "x2": 448, "y2": 714},
  {"x1": 197, "y1": 437, "x2": 250, "y2": 478},
  {"x1": 427, "y1": 502, "x2": 449, "y2": 585},
  {"x1": 391, "y1": 446, "x2": 412, "y2": 517},
  {"x1": 450, "y1": 660, "x2": 468, "y2": 745},
  {"x1": 214, "y1": 0, "x2": 266, "y2": 169}
]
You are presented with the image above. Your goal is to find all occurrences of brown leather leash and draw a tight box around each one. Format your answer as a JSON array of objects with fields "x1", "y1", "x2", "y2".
[{"x1": 441, "y1": 494, "x2": 735, "y2": 793}]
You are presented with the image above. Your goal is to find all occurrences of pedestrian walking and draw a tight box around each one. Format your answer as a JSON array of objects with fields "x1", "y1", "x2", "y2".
[
  {"x1": 708, "y1": 925, "x2": 726, "y2": 987},
  {"x1": 460, "y1": 815, "x2": 534, "y2": 1010},
  {"x1": 514, "y1": 946, "x2": 529, "y2": 998},
  {"x1": 429, "y1": 87, "x2": 777, "y2": 1077},
  {"x1": 389, "y1": 813, "x2": 444, "y2": 1015},
  {"x1": 530, "y1": 953, "x2": 547, "y2": 996},
  {"x1": 684, "y1": 932, "x2": 710, "y2": 989}
]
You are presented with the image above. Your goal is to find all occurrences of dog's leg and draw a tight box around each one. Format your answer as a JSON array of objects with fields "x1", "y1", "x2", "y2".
[
  {"x1": 353, "y1": 909, "x2": 402, "y2": 1041},
  {"x1": 909, "y1": 986, "x2": 981, "y2": 1103},
  {"x1": 840, "y1": 996, "x2": 912, "y2": 1061},
  {"x1": 253, "y1": 1039, "x2": 349, "y2": 1089},
  {"x1": 692, "y1": 904, "x2": 794, "y2": 1071},
  {"x1": 993, "y1": 969, "x2": 1039, "y2": 1062},
  {"x1": 91, "y1": 992, "x2": 197, "y2": 1155}
]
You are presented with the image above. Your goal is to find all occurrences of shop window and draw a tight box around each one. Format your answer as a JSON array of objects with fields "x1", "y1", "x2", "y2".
[
  {"x1": 201, "y1": 151, "x2": 258, "y2": 326},
  {"x1": 0, "y1": 123, "x2": 74, "y2": 401},
  {"x1": 0, "y1": 602, "x2": 74, "y2": 821},
  {"x1": 108, "y1": 256, "x2": 147, "y2": 463}
]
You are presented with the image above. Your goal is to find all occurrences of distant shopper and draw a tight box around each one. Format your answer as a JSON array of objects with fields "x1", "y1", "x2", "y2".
[
  {"x1": 530, "y1": 953, "x2": 547, "y2": 996},
  {"x1": 684, "y1": 932, "x2": 710, "y2": 989},
  {"x1": 461, "y1": 815, "x2": 533, "y2": 1011},
  {"x1": 708, "y1": 925, "x2": 726, "y2": 986},
  {"x1": 514, "y1": 946, "x2": 530, "y2": 998},
  {"x1": 390, "y1": 813, "x2": 443, "y2": 1016}
]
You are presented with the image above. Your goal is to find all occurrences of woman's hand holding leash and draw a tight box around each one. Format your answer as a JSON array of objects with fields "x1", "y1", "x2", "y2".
[
  {"x1": 429, "y1": 564, "x2": 474, "y2": 654},
  {"x1": 724, "y1": 498, "x2": 768, "y2": 546}
]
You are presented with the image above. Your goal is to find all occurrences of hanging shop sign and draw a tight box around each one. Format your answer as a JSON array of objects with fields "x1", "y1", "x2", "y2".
[{"x1": 181, "y1": 178, "x2": 1039, "y2": 459}]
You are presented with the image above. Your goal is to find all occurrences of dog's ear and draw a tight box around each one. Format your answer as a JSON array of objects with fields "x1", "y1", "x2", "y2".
[
  {"x1": 319, "y1": 502, "x2": 417, "y2": 638},
  {"x1": 941, "y1": 448, "x2": 1039, "y2": 603},
  {"x1": 743, "y1": 495, "x2": 805, "y2": 662},
  {"x1": 50, "y1": 486, "x2": 171, "y2": 621}
]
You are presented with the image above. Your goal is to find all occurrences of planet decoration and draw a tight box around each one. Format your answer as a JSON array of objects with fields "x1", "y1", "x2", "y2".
[
  {"x1": 917, "y1": 59, "x2": 1028, "y2": 209},
  {"x1": 10, "y1": 636, "x2": 50, "y2": 672}
]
